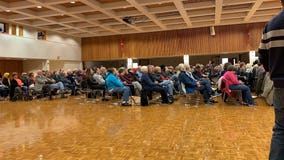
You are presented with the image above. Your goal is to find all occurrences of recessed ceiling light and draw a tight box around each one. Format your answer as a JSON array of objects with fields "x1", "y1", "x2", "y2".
[
  {"x1": 37, "y1": 6, "x2": 42, "y2": 8},
  {"x1": 5, "y1": 10, "x2": 11, "y2": 12},
  {"x1": 70, "y1": 1, "x2": 76, "y2": 4}
]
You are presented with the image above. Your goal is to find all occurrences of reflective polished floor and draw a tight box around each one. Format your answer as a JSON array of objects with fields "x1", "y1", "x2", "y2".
[{"x1": 0, "y1": 95, "x2": 273, "y2": 160}]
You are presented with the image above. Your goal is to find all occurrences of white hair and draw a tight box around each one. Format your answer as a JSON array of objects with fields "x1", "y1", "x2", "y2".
[
  {"x1": 178, "y1": 63, "x2": 185, "y2": 71},
  {"x1": 141, "y1": 66, "x2": 148, "y2": 73}
]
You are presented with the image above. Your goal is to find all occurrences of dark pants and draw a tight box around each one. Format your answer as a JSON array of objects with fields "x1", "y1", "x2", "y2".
[
  {"x1": 229, "y1": 84, "x2": 254, "y2": 105},
  {"x1": 269, "y1": 88, "x2": 284, "y2": 160},
  {"x1": 0, "y1": 87, "x2": 9, "y2": 98},
  {"x1": 65, "y1": 83, "x2": 76, "y2": 95},
  {"x1": 90, "y1": 84, "x2": 107, "y2": 97},
  {"x1": 200, "y1": 78, "x2": 214, "y2": 95},
  {"x1": 195, "y1": 85, "x2": 210, "y2": 103},
  {"x1": 144, "y1": 85, "x2": 168, "y2": 103}
]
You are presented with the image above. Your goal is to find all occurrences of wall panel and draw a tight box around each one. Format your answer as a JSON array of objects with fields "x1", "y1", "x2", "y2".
[
  {"x1": 0, "y1": 60, "x2": 23, "y2": 75},
  {"x1": 82, "y1": 23, "x2": 266, "y2": 61}
]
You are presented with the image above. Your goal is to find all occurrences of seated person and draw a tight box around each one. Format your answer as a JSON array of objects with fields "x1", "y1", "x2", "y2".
[
  {"x1": 10, "y1": 72, "x2": 28, "y2": 101},
  {"x1": 85, "y1": 67, "x2": 108, "y2": 100},
  {"x1": 223, "y1": 65, "x2": 256, "y2": 106},
  {"x1": 65, "y1": 71, "x2": 76, "y2": 95},
  {"x1": 74, "y1": 70, "x2": 84, "y2": 93},
  {"x1": 178, "y1": 64, "x2": 215, "y2": 105},
  {"x1": 118, "y1": 67, "x2": 142, "y2": 96},
  {"x1": 192, "y1": 64, "x2": 206, "y2": 80},
  {"x1": 149, "y1": 66, "x2": 174, "y2": 103},
  {"x1": 28, "y1": 72, "x2": 35, "y2": 90},
  {"x1": 100, "y1": 66, "x2": 107, "y2": 80},
  {"x1": 2, "y1": 72, "x2": 10, "y2": 88},
  {"x1": 106, "y1": 68, "x2": 132, "y2": 106},
  {"x1": 190, "y1": 64, "x2": 216, "y2": 96},
  {"x1": 140, "y1": 66, "x2": 170, "y2": 104},
  {"x1": 127, "y1": 68, "x2": 140, "y2": 83},
  {"x1": 93, "y1": 67, "x2": 106, "y2": 85},
  {"x1": 236, "y1": 62, "x2": 248, "y2": 84},
  {"x1": 45, "y1": 71, "x2": 67, "y2": 94},
  {"x1": 0, "y1": 78, "x2": 9, "y2": 100},
  {"x1": 20, "y1": 72, "x2": 33, "y2": 89},
  {"x1": 34, "y1": 70, "x2": 66, "y2": 97}
]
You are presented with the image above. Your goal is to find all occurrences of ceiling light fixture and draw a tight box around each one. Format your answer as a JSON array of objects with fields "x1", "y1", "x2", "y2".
[
  {"x1": 70, "y1": 1, "x2": 76, "y2": 4},
  {"x1": 37, "y1": 6, "x2": 42, "y2": 8}
]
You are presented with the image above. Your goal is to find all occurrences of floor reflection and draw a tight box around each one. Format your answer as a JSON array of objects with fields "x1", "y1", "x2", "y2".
[{"x1": 0, "y1": 96, "x2": 274, "y2": 160}]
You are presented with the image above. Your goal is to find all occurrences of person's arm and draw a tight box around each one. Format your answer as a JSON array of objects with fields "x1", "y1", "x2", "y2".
[
  {"x1": 90, "y1": 76, "x2": 99, "y2": 85},
  {"x1": 94, "y1": 74, "x2": 105, "y2": 84},
  {"x1": 143, "y1": 75, "x2": 156, "y2": 86},
  {"x1": 36, "y1": 76, "x2": 46, "y2": 84},
  {"x1": 179, "y1": 72, "x2": 197, "y2": 87},
  {"x1": 110, "y1": 75, "x2": 123, "y2": 87},
  {"x1": 258, "y1": 25, "x2": 269, "y2": 72}
]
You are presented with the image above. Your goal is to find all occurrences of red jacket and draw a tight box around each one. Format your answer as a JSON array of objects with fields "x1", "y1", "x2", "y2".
[
  {"x1": 223, "y1": 71, "x2": 240, "y2": 86},
  {"x1": 222, "y1": 71, "x2": 240, "y2": 96}
]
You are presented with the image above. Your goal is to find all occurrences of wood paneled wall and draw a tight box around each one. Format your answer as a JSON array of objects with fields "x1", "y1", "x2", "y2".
[
  {"x1": 82, "y1": 23, "x2": 266, "y2": 61},
  {"x1": 0, "y1": 60, "x2": 23, "y2": 76}
]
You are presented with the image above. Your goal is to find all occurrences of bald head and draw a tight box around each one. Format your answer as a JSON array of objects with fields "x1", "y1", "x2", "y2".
[{"x1": 37, "y1": 70, "x2": 43, "y2": 76}]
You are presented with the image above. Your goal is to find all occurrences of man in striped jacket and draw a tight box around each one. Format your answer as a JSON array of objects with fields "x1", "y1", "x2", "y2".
[{"x1": 258, "y1": 1, "x2": 284, "y2": 159}]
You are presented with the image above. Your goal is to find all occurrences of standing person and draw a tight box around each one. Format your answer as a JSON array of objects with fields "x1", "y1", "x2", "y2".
[{"x1": 258, "y1": 1, "x2": 284, "y2": 159}]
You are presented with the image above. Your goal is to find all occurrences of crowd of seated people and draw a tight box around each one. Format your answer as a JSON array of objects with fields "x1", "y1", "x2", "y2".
[
  {"x1": 177, "y1": 63, "x2": 217, "y2": 105},
  {"x1": 0, "y1": 59, "x2": 269, "y2": 107},
  {"x1": 85, "y1": 67, "x2": 108, "y2": 100}
]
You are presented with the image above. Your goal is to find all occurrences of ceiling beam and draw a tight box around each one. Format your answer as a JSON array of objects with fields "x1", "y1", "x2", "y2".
[
  {"x1": 215, "y1": 0, "x2": 223, "y2": 25},
  {"x1": 139, "y1": 0, "x2": 172, "y2": 6},
  {"x1": 173, "y1": 0, "x2": 192, "y2": 27},
  {"x1": 33, "y1": 0, "x2": 120, "y2": 35},
  {"x1": 8, "y1": 1, "x2": 35, "y2": 10},
  {"x1": 126, "y1": 0, "x2": 167, "y2": 30},
  {"x1": 244, "y1": 0, "x2": 264, "y2": 21},
  {"x1": 80, "y1": 0, "x2": 142, "y2": 32},
  {"x1": 223, "y1": 0, "x2": 255, "y2": 6}
]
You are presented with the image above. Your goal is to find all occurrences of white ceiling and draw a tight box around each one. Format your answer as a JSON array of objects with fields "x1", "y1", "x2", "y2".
[{"x1": 0, "y1": 0, "x2": 282, "y2": 38}]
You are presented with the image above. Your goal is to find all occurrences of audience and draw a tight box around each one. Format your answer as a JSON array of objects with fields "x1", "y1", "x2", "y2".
[{"x1": 0, "y1": 60, "x2": 264, "y2": 107}]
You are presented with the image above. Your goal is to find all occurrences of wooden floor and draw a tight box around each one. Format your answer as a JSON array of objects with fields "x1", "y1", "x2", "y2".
[{"x1": 0, "y1": 95, "x2": 274, "y2": 160}]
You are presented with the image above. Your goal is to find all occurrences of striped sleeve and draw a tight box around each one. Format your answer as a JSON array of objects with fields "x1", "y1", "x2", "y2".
[{"x1": 258, "y1": 25, "x2": 269, "y2": 72}]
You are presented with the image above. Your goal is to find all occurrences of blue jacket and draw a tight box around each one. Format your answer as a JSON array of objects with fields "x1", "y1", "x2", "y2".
[
  {"x1": 178, "y1": 71, "x2": 197, "y2": 94},
  {"x1": 106, "y1": 73, "x2": 124, "y2": 90}
]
